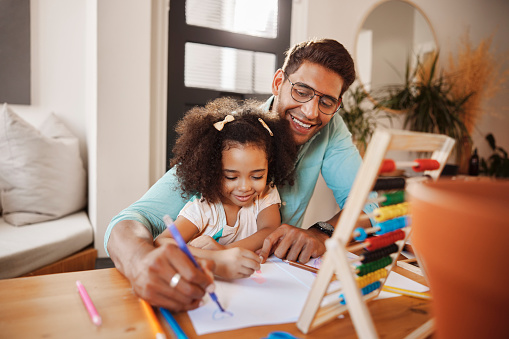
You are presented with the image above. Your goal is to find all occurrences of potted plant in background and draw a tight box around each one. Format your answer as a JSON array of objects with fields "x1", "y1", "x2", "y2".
[
  {"x1": 375, "y1": 31, "x2": 509, "y2": 174},
  {"x1": 480, "y1": 133, "x2": 509, "y2": 178},
  {"x1": 340, "y1": 84, "x2": 391, "y2": 157},
  {"x1": 445, "y1": 31, "x2": 509, "y2": 173},
  {"x1": 375, "y1": 52, "x2": 472, "y2": 165}
]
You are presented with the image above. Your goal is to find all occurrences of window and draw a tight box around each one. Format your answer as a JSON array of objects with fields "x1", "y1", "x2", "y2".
[
  {"x1": 167, "y1": 0, "x2": 292, "y2": 164},
  {"x1": 184, "y1": 42, "x2": 276, "y2": 94},
  {"x1": 186, "y1": 0, "x2": 278, "y2": 38}
]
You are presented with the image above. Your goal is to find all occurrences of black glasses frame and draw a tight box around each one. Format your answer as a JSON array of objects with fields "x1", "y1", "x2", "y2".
[{"x1": 283, "y1": 71, "x2": 342, "y2": 115}]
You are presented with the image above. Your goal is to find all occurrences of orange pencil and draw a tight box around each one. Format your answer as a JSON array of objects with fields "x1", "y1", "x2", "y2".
[
  {"x1": 283, "y1": 260, "x2": 340, "y2": 281},
  {"x1": 283, "y1": 259, "x2": 319, "y2": 274},
  {"x1": 140, "y1": 299, "x2": 166, "y2": 339}
]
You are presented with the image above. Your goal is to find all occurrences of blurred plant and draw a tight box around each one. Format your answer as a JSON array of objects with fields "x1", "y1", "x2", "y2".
[
  {"x1": 375, "y1": 52, "x2": 472, "y2": 160},
  {"x1": 480, "y1": 133, "x2": 509, "y2": 178},
  {"x1": 340, "y1": 85, "x2": 390, "y2": 155},
  {"x1": 372, "y1": 57, "x2": 414, "y2": 112},
  {"x1": 445, "y1": 31, "x2": 509, "y2": 135}
]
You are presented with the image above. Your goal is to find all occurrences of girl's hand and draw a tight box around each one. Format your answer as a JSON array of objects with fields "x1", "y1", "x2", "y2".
[
  {"x1": 189, "y1": 235, "x2": 225, "y2": 250},
  {"x1": 212, "y1": 247, "x2": 261, "y2": 279}
]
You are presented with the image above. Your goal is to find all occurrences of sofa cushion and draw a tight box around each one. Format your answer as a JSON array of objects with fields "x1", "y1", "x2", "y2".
[
  {"x1": 0, "y1": 211, "x2": 93, "y2": 279},
  {"x1": 0, "y1": 103, "x2": 87, "y2": 226}
]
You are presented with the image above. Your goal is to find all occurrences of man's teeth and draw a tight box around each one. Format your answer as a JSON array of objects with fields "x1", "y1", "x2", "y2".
[{"x1": 291, "y1": 116, "x2": 311, "y2": 128}]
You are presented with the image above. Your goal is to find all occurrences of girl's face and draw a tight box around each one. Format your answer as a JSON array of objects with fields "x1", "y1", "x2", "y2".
[{"x1": 220, "y1": 144, "x2": 269, "y2": 208}]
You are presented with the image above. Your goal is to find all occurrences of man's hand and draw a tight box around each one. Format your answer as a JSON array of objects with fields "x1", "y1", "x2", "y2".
[
  {"x1": 128, "y1": 243, "x2": 215, "y2": 312},
  {"x1": 107, "y1": 220, "x2": 215, "y2": 312},
  {"x1": 258, "y1": 224, "x2": 328, "y2": 264}
]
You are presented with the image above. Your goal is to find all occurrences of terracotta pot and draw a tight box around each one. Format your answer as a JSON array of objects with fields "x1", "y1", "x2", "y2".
[{"x1": 407, "y1": 179, "x2": 509, "y2": 339}]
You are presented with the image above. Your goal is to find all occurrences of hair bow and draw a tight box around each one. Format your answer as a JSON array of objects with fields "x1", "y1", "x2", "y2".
[{"x1": 213, "y1": 115, "x2": 235, "y2": 131}]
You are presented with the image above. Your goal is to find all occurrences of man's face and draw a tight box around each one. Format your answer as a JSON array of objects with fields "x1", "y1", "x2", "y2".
[{"x1": 271, "y1": 61, "x2": 344, "y2": 146}]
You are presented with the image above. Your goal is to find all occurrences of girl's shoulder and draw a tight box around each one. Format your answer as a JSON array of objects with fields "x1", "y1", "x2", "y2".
[
  {"x1": 259, "y1": 184, "x2": 277, "y2": 196},
  {"x1": 181, "y1": 196, "x2": 221, "y2": 217},
  {"x1": 179, "y1": 197, "x2": 224, "y2": 231},
  {"x1": 256, "y1": 185, "x2": 280, "y2": 205}
]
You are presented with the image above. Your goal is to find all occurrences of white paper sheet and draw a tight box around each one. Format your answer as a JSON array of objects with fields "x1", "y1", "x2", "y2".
[
  {"x1": 188, "y1": 257, "x2": 315, "y2": 335},
  {"x1": 188, "y1": 256, "x2": 428, "y2": 335}
]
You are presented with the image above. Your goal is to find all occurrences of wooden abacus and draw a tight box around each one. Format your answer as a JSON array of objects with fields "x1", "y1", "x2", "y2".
[{"x1": 296, "y1": 129, "x2": 455, "y2": 338}]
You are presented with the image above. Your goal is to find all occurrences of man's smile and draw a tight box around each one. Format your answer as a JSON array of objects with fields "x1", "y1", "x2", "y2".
[{"x1": 290, "y1": 114, "x2": 312, "y2": 129}]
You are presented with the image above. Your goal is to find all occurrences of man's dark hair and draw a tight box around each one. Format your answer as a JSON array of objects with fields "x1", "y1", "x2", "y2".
[{"x1": 282, "y1": 38, "x2": 355, "y2": 96}]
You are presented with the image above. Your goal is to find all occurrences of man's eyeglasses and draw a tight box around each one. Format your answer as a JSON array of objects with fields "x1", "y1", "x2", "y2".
[{"x1": 284, "y1": 71, "x2": 342, "y2": 115}]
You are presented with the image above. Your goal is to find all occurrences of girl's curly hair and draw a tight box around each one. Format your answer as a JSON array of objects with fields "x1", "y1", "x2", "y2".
[{"x1": 170, "y1": 97, "x2": 297, "y2": 203}]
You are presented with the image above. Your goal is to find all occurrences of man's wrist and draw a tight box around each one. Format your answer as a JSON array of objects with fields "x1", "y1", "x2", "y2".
[
  {"x1": 309, "y1": 221, "x2": 334, "y2": 237},
  {"x1": 307, "y1": 227, "x2": 329, "y2": 244}
]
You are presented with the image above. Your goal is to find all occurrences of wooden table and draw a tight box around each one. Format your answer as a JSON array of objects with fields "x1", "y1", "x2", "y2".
[{"x1": 0, "y1": 267, "x2": 432, "y2": 339}]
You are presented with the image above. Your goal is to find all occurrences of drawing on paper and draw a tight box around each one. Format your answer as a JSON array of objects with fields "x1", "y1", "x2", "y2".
[
  {"x1": 310, "y1": 257, "x2": 323, "y2": 269},
  {"x1": 212, "y1": 309, "x2": 234, "y2": 320},
  {"x1": 249, "y1": 270, "x2": 266, "y2": 284}
]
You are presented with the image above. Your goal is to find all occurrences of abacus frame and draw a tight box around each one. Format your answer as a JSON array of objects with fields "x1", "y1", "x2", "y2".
[{"x1": 296, "y1": 129, "x2": 455, "y2": 338}]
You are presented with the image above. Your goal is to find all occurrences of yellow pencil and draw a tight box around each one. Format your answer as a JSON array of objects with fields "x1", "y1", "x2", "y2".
[
  {"x1": 382, "y1": 285, "x2": 432, "y2": 300},
  {"x1": 140, "y1": 298, "x2": 167, "y2": 339}
]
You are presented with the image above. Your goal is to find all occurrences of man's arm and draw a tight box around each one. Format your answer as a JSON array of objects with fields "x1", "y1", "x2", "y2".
[
  {"x1": 107, "y1": 220, "x2": 155, "y2": 282},
  {"x1": 105, "y1": 168, "x2": 213, "y2": 311}
]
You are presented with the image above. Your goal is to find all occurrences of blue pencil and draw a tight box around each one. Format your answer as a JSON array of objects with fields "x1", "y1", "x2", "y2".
[
  {"x1": 163, "y1": 215, "x2": 226, "y2": 313},
  {"x1": 159, "y1": 307, "x2": 188, "y2": 339}
]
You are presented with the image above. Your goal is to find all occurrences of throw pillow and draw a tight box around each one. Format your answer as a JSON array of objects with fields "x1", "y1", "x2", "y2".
[{"x1": 0, "y1": 103, "x2": 87, "y2": 226}]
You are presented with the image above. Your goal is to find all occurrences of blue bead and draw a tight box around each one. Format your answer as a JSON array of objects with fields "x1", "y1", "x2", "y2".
[
  {"x1": 354, "y1": 227, "x2": 367, "y2": 241},
  {"x1": 375, "y1": 216, "x2": 409, "y2": 235}
]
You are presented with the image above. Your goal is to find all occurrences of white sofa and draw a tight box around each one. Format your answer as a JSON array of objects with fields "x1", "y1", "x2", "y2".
[
  {"x1": 0, "y1": 212, "x2": 94, "y2": 279},
  {"x1": 0, "y1": 104, "x2": 96, "y2": 279}
]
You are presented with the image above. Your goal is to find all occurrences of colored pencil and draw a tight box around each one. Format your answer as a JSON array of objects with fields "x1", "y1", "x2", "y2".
[
  {"x1": 76, "y1": 280, "x2": 102, "y2": 326},
  {"x1": 159, "y1": 307, "x2": 188, "y2": 339},
  {"x1": 283, "y1": 259, "x2": 340, "y2": 281},
  {"x1": 382, "y1": 285, "x2": 432, "y2": 300},
  {"x1": 163, "y1": 215, "x2": 225, "y2": 312},
  {"x1": 140, "y1": 299, "x2": 166, "y2": 339},
  {"x1": 283, "y1": 259, "x2": 318, "y2": 274}
]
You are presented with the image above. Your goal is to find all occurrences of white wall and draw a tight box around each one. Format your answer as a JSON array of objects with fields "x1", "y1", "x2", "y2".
[
  {"x1": 30, "y1": 0, "x2": 153, "y2": 257},
  {"x1": 27, "y1": 0, "x2": 509, "y2": 255},
  {"x1": 90, "y1": 1, "x2": 152, "y2": 257},
  {"x1": 30, "y1": 0, "x2": 87, "y2": 165}
]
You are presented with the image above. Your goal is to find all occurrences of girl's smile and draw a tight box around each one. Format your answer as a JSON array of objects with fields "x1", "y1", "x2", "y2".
[{"x1": 220, "y1": 144, "x2": 269, "y2": 208}]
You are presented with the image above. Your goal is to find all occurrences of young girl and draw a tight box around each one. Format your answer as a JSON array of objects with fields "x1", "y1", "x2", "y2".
[{"x1": 155, "y1": 97, "x2": 297, "y2": 279}]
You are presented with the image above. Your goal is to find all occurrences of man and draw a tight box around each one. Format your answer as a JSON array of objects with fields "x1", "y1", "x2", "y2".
[
  {"x1": 257, "y1": 39, "x2": 376, "y2": 263},
  {"x1": 105, "y1": 38, "x2": 376, "y2": 310}
]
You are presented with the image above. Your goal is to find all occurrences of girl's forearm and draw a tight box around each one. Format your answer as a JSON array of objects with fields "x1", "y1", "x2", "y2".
[
  {"x1": 186, "y1": 246, "x2": 213, "y2": 261},
  {"x1": 224, "y1": 226, "x2": 277, "y2": 252}
]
